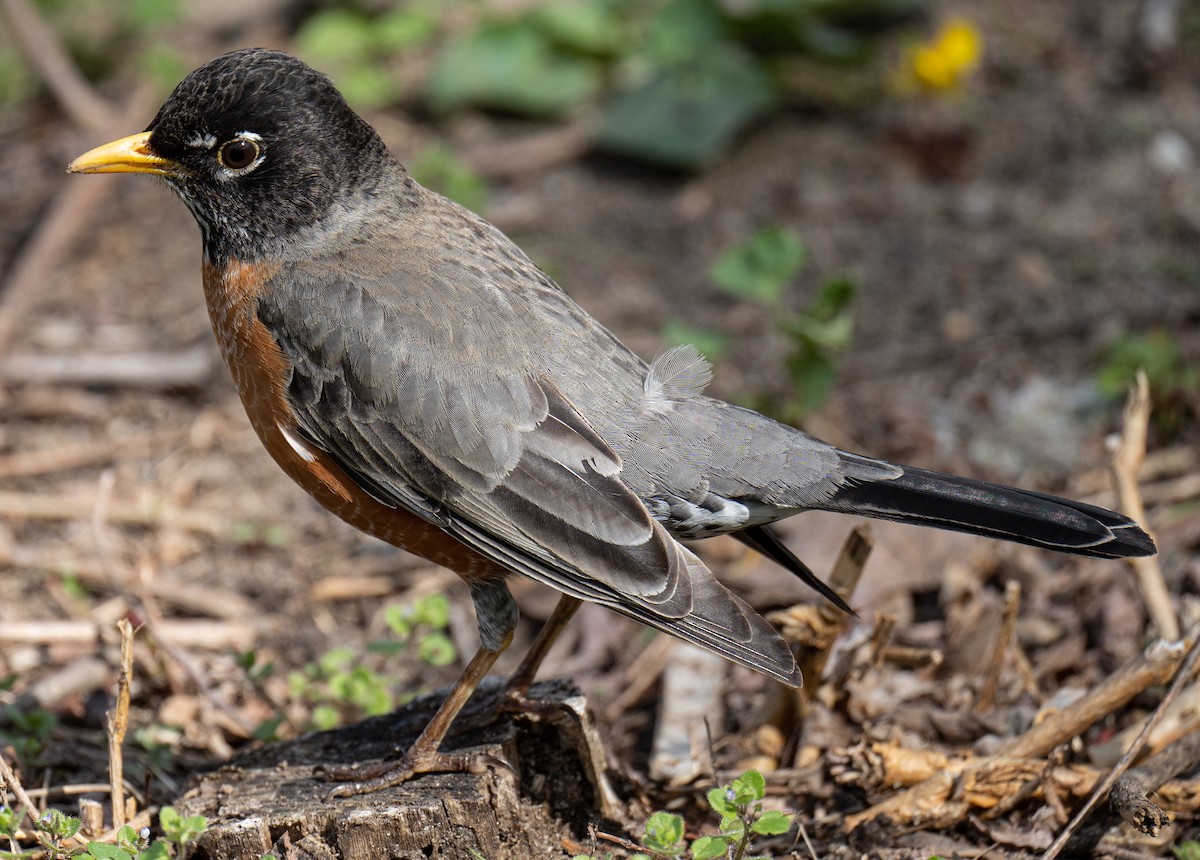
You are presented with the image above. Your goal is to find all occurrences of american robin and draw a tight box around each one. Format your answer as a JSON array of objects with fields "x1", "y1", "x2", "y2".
[{"x1": 69, "y1": 49, "x2": 1155, "y2": 795}]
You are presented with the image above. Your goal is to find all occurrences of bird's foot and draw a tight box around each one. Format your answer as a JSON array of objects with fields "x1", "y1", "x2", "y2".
[{"x1": 321, "y1": 748, "x2": 512, "y2": 799}]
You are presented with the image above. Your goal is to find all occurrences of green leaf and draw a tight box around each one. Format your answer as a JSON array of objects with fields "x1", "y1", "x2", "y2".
[
  {"x1": 785, "y1": 351, "x2": 836, "y2": 414},
  {"x1": 1174, "y1": 841, "x2": 1200, "y2": 860},
  {"x1": 413, "y1": 594, "x2": 451, "y2": 629},
  {"x1": 366, "y1": 639, "x2": 408, "y2": 657},
  {"x1": 296, "y1": 9, "x2": 376, "y2": 65},
  {"x1": 337, "y1": 65, "x2": 399, "y2": 112},
  {"x1": 429, "y1": 21, "x2": 601, "y2": 117},
  {"x1": 642, "y1": 811, "x2": 685, "y2": 853},
  {"x1": 330, "y1": 667, "x2": 391, "y2": 715},
  {"x1": 719, "y1": 814, "x2": 745, "y2": 839},
  {"x1": 1097, "y1": 330, "x2": 1199, "y2": 399},
  {"x1": 157, "y1": 806, "x2": 180, "y2": 832},
  {"x1": 384, "y1": 604, "x2": 413, "y2": 637},
  {"x1": 0, "y1": 807, "x2": 17, "y2": 837},
  {"x1": 178, "y1": 814, "x2": 208, "y2": 843},
  {"x1": 418, "y1": 632, "x2": 457, "y2": 667},
  {"x1": 750, "y1": 809, "x2": 792, "y2": 835},
  {"x1": 82, "y1": 842, "x2": 133, "y2": 860},
  {"x1": 690, "y1": 834, "x2": 731, "y2": 859},
  {"x1": 138, "y1": 842, "x2": 171, "y2": 860},
  {"x1": 115, "y1": 825, "x2": 139, "y2": 847},
  {"x1": 39, "y1": 809, "x2": 81, "y2": 839},
  {"x1": 707, "y1": 786, "x2": 737, "y2": 817},
  {"x1": 318, "y1": 648, "x2": 356, "y2": 674},
  {"x1": 806, "y1": 273, "x2": 857, "y2": 322},
  {"x1": 534, "y1": 0, "x2": 625, "y2": 56},
  {"x1": 311, "y1": 704, "x2": 341, "y2": 730},
  {"x1": 252, "y1": 715, "x2": 284, "y2": 742},
  {"x1": 731, "y1": 768, "x2": 765, "y2": 803},
  {"x1": 642, "y1": 0, "x2": 728, "y2": 64},
  {"x1": 786, "y1": 303, "x2": 854, "y2": 350},
  {"x1": 597, "y1": 44, "x2": 777, "y2": 168},
  {"x1": 711, "y1": 226, "x2": 806, "y2": 304},
  {"x1": 661, "y1": 321, "x2": 729, "y2": 362},
  {"x1": 376, "y1": 8, "x2": 439, "y2": 51},
  {"x1": 125, "y1": 0, "x2": 181, "y2": 30},
  {"x1": 409, "y1": 145, "x2": 490, "y2": 213}
]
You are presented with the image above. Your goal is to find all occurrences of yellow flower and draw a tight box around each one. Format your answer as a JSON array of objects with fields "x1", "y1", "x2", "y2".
[{"x1": 909, "y1": 19, "x2": 983, "y2": 92}]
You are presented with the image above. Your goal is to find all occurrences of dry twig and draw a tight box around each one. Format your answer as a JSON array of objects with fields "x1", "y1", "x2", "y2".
[
  {"x1": 0, "y1": 619, "x2": 252, "y2": 649},
  {"x1": 1091, "y1": 676, "x2": 1200, "y2": 766},
  {"x1": 771, "y1": 524, "x2": 873, "y2": 703},
  {"x1": 0, "y1": 490, "x2": 224, "y2": 536},
  {"x1": 0, "y1": 0, "x2": 115, "y2": 130},
  {"x1": 1, "y1": 348, "x2": 215, "y2": 390},
  {"x1": 1040, "y1": 632, "x2": 1200, "y2": 860},
  {"x1": 975, "y1": 580, "x2": 1021, "y2": 713},
  {"x1": 107, "y1": 619, "x2": 135, "y2": 830},
  {"x1": 0, "y1": 432, "x2": 174, "y2": 480},
  {"x1": 845, "y1": 639, "x2": 1190, "y2": 830},
  {"x1": 1110, "y1": 727, "x2": 1200, "y2": 834},
  {"x1": 0, "y1": 750, "x2": 41, "y2": 827},
  {"x1": 0, "y1": 0, "x2": 157, "y2": 360},
  {"x1": 1109, "y1": 370, "x2": 1176, "y2": 641}
]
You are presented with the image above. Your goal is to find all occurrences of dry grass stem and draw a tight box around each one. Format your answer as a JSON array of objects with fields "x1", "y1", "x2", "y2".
[
  {"x1": 0, "y1": 490, "x2": 224, "y2": 536},
  {"x1": 107, "y1": 618, "x2": 135, "y2": 830},
  {"x1": 1109, "y1": 370, "x2": 1177, "y2": 641}
]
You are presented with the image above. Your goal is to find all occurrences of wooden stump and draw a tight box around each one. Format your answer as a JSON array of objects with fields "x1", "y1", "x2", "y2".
[{"x1": 174, "y1": 679, "x2": 628, "y2": 859}]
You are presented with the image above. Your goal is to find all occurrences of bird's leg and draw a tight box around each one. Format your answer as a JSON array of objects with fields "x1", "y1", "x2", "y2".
[
  {"x1": 325, "y1": 579, "x2": 518, "y2": 797},
  {"x1": 502, "y1": 594, "x2": 582, "y2": 714}
]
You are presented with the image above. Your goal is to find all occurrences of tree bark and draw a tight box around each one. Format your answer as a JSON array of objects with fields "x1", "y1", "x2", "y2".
[{"x1": 175, "y1": 679, "x2": 627, "y2": 859}]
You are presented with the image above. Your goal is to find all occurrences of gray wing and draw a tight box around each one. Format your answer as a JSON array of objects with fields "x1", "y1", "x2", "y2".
[{"x1": 256, "y1": 262, "x2": 800, "y2": 685}]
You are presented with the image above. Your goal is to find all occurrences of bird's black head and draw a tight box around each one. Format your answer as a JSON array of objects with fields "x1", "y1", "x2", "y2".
[{"x1": 70, "y1": 49, "x2": 396, "y2": 263}]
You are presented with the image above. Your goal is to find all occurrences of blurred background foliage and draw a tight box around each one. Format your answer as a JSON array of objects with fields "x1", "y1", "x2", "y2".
[
  {"x1": 3, "y1": 0, "x2": 982, "y2": 170},
  {"x1": 0, "y1": 0, "x2": 988, "y2": 421},
  {"x1": 296, "y1": 0, "x2": 952, "y2": 168},
  {"x1": 4, "y1": 0, "x2": 1191, "y2": 432}
]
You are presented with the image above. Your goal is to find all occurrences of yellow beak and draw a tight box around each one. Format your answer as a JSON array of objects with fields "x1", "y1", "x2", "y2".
[{"x1": 67, "y1": 131, "x2": 179, "y2": 177}]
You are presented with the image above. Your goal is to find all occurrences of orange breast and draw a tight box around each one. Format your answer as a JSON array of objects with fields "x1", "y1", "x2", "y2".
[{"x1": 200, "y1": 260, "x2": 500, "y2": 582}]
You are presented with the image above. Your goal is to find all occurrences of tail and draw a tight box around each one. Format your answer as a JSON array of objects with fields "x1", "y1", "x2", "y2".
[{"x1": 821, "y1": 462, "x2": 1155, "y2": 560}]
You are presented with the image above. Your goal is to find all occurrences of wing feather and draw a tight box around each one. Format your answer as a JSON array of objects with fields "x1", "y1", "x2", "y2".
[{"x1": 256, "y1": 265, "x2": 799, "y2": 685}]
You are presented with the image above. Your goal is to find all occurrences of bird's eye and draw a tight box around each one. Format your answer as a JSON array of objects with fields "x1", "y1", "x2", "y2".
[{"x1": 217, "y1": 138, "x2": 260, "y2": 171}]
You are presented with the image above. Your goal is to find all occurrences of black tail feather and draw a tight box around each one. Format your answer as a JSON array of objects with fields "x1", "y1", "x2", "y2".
[
  {"x1": 824, "y1": 465, "x2": 1155, "y2": 560},
  {"x1": 733, "y1": 524, "x2": 856, "y2": 615}
]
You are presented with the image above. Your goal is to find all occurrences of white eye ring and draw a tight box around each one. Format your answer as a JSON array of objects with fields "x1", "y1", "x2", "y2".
[{"x1": 215, "y1": 132, "x2": 265, "y2": 178}]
